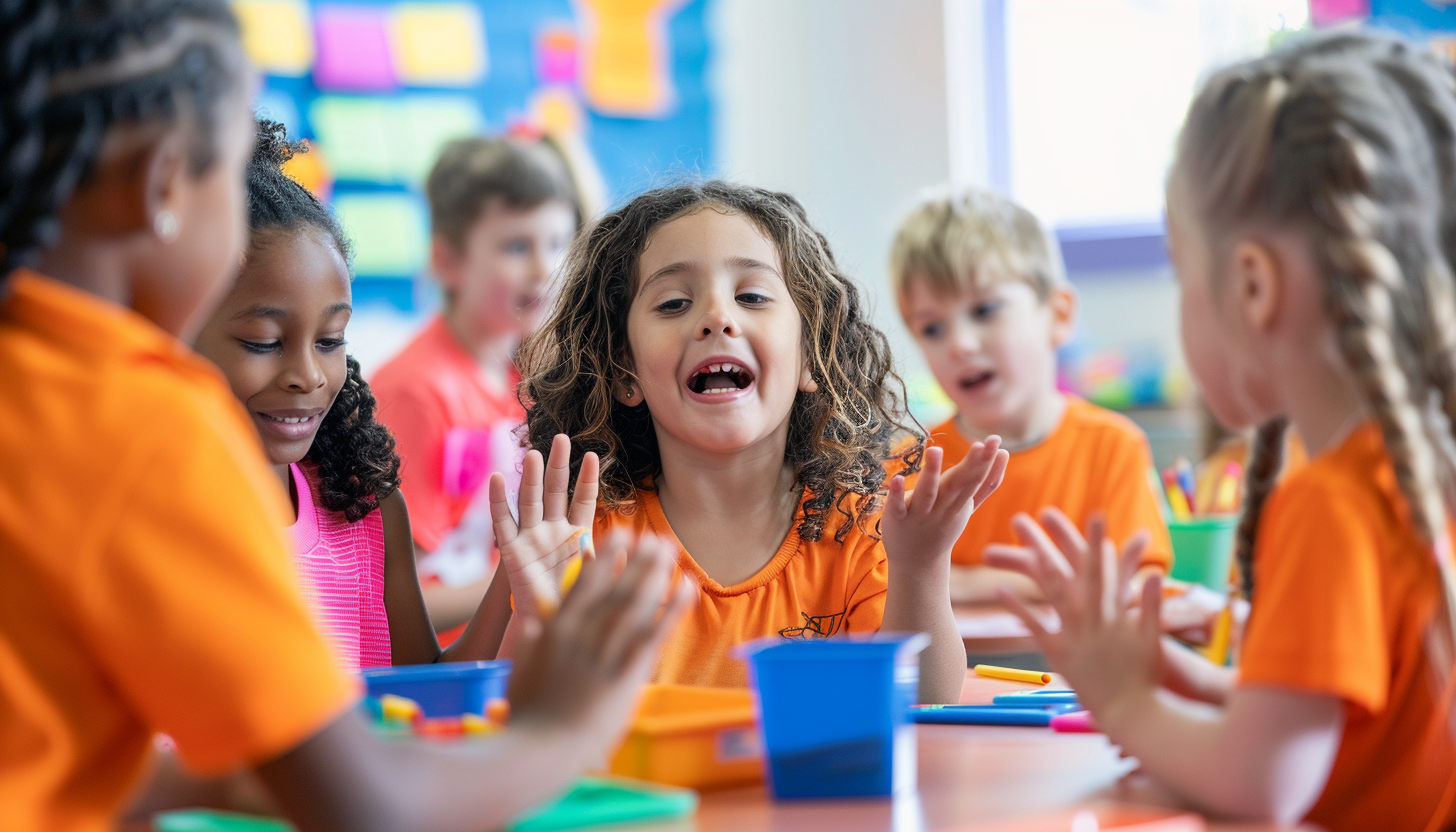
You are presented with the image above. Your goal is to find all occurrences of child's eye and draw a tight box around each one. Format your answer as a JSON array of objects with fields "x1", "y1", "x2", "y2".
[
  {"x1": 972, "y1": 301, "x2": 1002, "y2": 320},
  {"x1": 317, "y1": 338, "x2": 347, "y2": 352},
  {"x1": 736, "y1": 292, "x2": 770, "y2": 306},
  {"x1": 656, "y1": 298, "x2": 689, "y2": 313},
  {"x1": 920, "y1": 323, "x2": 944, "y2": 339},
  {"x1": 239, "y1": 339, "x2": 280, "y2": 354},
  {"x1": 504, "y1": 239, "x2": 531, "y2": 255}
]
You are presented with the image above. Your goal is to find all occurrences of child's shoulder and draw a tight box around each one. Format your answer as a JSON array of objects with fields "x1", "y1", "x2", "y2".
[
  {"x1": 370, "y1": 316, "x2": 469, "y2": 397},
  {"x1": 1265, "y1": 422, "x2": 1393, "y2": 527}
]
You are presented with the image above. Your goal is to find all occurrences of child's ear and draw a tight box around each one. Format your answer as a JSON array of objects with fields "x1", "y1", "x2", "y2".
[
  {"x1": 1048, "y1": 284, "x2": 1078, "y2": 349},
  {"x1": 613, "y1": 368, "x2": 643, "y2": 406},
  {"x1": 142, "y1": 135, "x2": 188, "y2": 243},
  {"x1": 1230, "y1": 239, "x2": 1281, "y2": 332},
  {"x1": 431, "y1": 235, "x2": 464, "y2": 295},
  {"x1": 799, "y1": 361, "x2": 819, "y2": 393}
]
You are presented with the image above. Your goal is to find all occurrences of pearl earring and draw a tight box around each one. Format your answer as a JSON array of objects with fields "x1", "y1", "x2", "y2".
[{"x1": 153, "y1": 210, "x2": 179, "y2": 243}]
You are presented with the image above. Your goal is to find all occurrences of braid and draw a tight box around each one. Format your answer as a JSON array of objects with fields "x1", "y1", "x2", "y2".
[
  {"x1": 1235, "y1": 418, "x2": 1286, "y2": 599},
  {"x1": 0, "y1": 0, "x2": 241, "y2": 276},
  {"x1": 246, "y1": 118, "x2": 352, "y2": 264},
  {"x1": 305, "y1": 356, "x2": 402, "y2": 522}
]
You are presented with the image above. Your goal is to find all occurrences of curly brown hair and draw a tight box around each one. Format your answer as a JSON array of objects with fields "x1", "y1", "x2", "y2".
[{"x1": 517, "y1": 180, "x2": 923, "y2": 542}]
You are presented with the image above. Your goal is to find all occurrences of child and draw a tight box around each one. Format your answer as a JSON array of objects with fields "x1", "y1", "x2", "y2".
[
  {"x1": 193, "y1": 120, "x2": 500, "y2": 670},
  {"x1": 986, "y1": 32, "x2": 1456, "y2": 831},
  {"x1": 490, "y1": 181, "x2": 1010, "y2": 702},
  {"x1": 890, "y1": 189, "x2": 1172, "y2": 601},
  {"x1": 371, "y1": 136, "x2": 581, "y2": 636},
  {"x1": 0, "y1": 2, "x2": 689, "y2": 828}
]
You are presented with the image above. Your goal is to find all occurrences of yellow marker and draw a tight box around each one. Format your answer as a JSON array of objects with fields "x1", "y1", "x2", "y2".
[
  {"x1": 1200, "y1": 601, "x2": 1234, "y2": 666},
  {"x1": 973, "y1": 664, "x2": 1052, "y2": 686},
  {"x1": 1164, "y1": 479, "x2": 1192, "y2": 521},
  {"x1": 461, "y1": 712, "x2": 498, "y2": 736}
]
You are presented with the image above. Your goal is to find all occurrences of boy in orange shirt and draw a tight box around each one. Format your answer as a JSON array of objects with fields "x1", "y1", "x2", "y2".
[
  {"x1": 372, "y1": 137, "x2": 582, "y2": 635},
  {"x1": 891, "y1": 189, "x2": 1171, "y2": 602}
]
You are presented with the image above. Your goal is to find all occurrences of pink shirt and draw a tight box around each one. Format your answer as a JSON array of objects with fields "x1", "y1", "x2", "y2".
[
  {"x1": 371, "y1": 315, "x2": 524, "y2": 559},
  {"x1": 288, "y1": 462, "x2": 392, "y2": 671}
]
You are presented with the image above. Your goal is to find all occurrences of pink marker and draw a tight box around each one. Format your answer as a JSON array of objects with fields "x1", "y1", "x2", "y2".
[{"x1": 1050, "y1": 710, "x2": 1098, "y2": 733}]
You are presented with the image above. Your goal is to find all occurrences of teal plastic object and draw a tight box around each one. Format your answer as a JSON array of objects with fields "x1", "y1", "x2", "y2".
[
  {"x1": 155, "y1": 810, "x2": 293, "y2": 832},
  {"x1": 360, "y1": 660, "x2": 510, "y2": 717},
  {"x1": 508, "y1": 776, "x2": 698, "y2": 831},
  {"x1": 739, "y1": 632, "x2": 930, "y2": 800}
]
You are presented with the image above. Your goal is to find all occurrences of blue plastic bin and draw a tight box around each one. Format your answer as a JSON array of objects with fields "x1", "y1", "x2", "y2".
[
  {"x1": 361, "y1": 661, "x2": 511, "y2": 718},
  {"x1": 739, "y1": 633, "x2": 929, "y2": 800}
]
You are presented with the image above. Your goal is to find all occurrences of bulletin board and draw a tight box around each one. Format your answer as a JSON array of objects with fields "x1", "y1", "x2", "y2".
[{"x1": 232, "y1": 0, "x2": 715, "y2": 310}]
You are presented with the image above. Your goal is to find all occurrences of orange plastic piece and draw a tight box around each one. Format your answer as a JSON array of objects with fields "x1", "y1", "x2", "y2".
[
  {"x1": 608, "y1": 684, "x2": 763, "y2": 790},
  {"x1": 417, "y1": 717, "x2": 466, "y2": 738},
  {"x1": 486, "y1": 698, "x2": 510, "y2": 725}
]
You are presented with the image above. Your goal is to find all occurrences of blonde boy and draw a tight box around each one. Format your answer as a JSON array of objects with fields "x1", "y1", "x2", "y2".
[{"x1": 891, "y1": 189, "x2": 1171, "y2": 601}]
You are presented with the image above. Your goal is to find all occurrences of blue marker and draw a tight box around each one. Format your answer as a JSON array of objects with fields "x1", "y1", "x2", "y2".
[
  {"x1": 911, "y1": 702, "x2": 1079, "y2": 726},
  {"x1": 992, "y1": 690, "x2": 1079, "y2": 707}
]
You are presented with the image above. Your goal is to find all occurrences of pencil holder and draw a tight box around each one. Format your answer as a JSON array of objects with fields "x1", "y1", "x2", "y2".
[
  {"x1": 739, "y1": 633, "x2": 929, "y2": 800},
  {"x1": 1168, "y1": 515, "x2": 1238, "y2": 591},
  {"x1": 361, "y1": 660, "x2": 511, "y2": 718}
]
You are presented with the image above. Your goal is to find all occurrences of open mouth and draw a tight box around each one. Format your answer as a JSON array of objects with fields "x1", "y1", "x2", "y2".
[
  {"x1": 958, "y1": 370, "x2": 995, "y2": 391},
  {"x1": 687, "y1": 361, "x2": 756, "y2": 395}
]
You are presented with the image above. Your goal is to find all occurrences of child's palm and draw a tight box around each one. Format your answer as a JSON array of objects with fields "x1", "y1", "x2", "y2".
[
  {"x1": 489, "y1": 434, "x2": 599, "y2": 620},
  {"x1": 882, "y1": 441, "x2": 1008, "y2": 568}
]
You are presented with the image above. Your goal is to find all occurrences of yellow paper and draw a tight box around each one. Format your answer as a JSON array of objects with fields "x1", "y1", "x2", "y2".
[
  {"x1": 530, "y1": 86, "x2": 584, "y2": 136},
  {"x1": 232, "y1": 0, "x2": 313, "y2": 76},
  {"x1": 390, "y1": 2, "x2": 488, "y2": 86},
  {"x1": 578, "y1": 0, "x2": 684, "y2": 116}
]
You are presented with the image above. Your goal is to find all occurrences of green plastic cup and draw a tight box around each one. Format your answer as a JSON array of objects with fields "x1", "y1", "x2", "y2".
[{"x1": 1168, "y1": 515, "x2": 1239, "y2": 590}]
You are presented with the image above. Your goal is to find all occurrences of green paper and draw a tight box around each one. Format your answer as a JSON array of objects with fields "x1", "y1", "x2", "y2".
[
  {"x1": 333, "y1": 192, "x2": 428, "y2": 277},
  {"x1": 509, "y1": 776, "x2": 697, "y2": 832},
  {"x1": 308, "y1": 96, "x2": 397, "y2": 183},
  {"x1": 396, "y1": 95, "x2": 485, "y2": 183},
  {"x1": 155, "y1": 810, "x2": 293, "y2": 832}
]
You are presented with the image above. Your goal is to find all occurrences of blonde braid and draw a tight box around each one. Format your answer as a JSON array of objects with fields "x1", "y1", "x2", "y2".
[{"x1": 1235, "y1": 418, "x2": 1286, "y2": 599}]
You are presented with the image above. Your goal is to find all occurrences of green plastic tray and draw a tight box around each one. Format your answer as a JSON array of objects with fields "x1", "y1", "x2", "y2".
[{"x1": 154, "y1": 776, "x2": 696, "y2": 832}]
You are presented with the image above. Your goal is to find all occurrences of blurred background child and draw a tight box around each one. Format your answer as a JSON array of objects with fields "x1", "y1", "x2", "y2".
[
  {"x1": 890, "y1": 189, "x2": 1172, "y2": 603},
  {"x1": 988, "y1": 32, "x2": 1456, "y2": 831},
  {"x1": 194, "y1": 120, "x2": 503, "y2": 670},
  {"x1": 370, "y1": 136, "x2": 584, "y2": 640}
]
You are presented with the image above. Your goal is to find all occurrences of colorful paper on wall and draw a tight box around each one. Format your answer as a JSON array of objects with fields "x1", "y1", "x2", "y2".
[
  {"x1": 536, "y1": 23, "x2": 579, "y2": 85},
  {"x1": 576, "y1": 0, "x2": 684, "y2": 117},
  {"x1": 390, "y1": 3, "x2": 488, "y2": 86},
  {"x1": 1310, "y1": 0, "x2": 1369, "y2": 26},
  {"x1": 308, "y1": 96, "x2": 396, "y2": 182},
  {"x1": 395, "y1": 96, "x2": 485, "y2": 182},
  {"x1": 254, "y1": 89, "x2": 301, "y2": 137},
  {"x1": 233, "y1": 0, "x2": 313, "y2": 76},
  {"x1": 529, "y1": 86, "x2": 583, "y2": 135},
  {"x1": 333, "y1": 192, "x2": 429, "y2": 276},
  {"x1": 313, "y1": 4, "x2": 398, "y2": 91},
  {"x1": 281, "y1": 140, "x2": 333, "y2": 201}
]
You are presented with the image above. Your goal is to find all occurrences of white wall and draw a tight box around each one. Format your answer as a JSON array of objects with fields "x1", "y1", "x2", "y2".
[{"x1": 710, "y1": 0, "x2": 956, "y2": 416}]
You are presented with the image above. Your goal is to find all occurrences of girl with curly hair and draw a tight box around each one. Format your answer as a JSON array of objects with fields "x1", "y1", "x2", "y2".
[
  {"x1": 489, "y1": 180, "x2": 1010, "y2": 702},
  {"x1": 195, "y1": 120, "x2": 501, "y2": 669}
]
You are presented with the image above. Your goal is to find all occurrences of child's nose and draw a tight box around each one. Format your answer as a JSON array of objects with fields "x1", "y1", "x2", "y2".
[
  {"x1": 696, "y1": 298, "x2": 740, "y2": 338},
  {"x1": 282, "y1": 351, "x2": 327, "y2": 392}
]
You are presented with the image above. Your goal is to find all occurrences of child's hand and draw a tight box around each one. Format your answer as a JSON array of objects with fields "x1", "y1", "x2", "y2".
[
  {"x1": 984, "y1": 509, "x2": 1162, "y2": 719},
  {"x1": 507, "y1": 531, "x2": 695, "y2": 750},
  {"x1": 881, "y1": 440, "x2": 1009, "y2": 573},
  {"x1": 489, "y1": 433, "x2": 599, "y2": 621}
]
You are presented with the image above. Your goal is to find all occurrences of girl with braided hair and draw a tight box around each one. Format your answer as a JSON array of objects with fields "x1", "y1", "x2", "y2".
[
  {"x1": 193, "y1": 119, "x2": 507, "y2": 671},
  {"x1": 986, "y1": 32, "x2": 1456, "y2": 830},
  {"x1": 0, "y1": 2, "x2": 691, "y2": 828}
]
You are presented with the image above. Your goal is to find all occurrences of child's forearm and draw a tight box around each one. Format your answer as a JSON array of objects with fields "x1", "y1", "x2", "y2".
[
  {"x1": 881, "y1": 562, "x2": 966, "y2": 704},
  {"x1": 1159, "y1": 637, "x2": 1238, "y2": 705},
  {"x1": 439, "y1": 567, "x2": 514, "y2": 662},
  {"x1": 1095, "y1": 686, "x2": 1342, "y2": 824}
]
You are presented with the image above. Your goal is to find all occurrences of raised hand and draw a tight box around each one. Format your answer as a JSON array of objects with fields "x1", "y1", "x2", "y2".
[
  {"x1": 881, "y1": 439, "x2": 1009, "y2": 569},
  {"x1": 984, "y1": 509, "x2": 1162, "y2": 717},
  {"x1": 489, "y1": 433, "x2": 599, "y2": 620},
  {"x1": 507, "y1": 531, "x2": 695, "y2": 749}
]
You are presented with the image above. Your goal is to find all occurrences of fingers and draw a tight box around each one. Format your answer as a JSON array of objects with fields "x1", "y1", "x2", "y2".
[
  {"x1": 594, "y1": 537, "x2": 677, "y2": 673},
  {"x1": 517, "y1": 449, "x2": 545, "y2": 528},
  {"x1": 885, "y1": 475, "x2": 908, "y2": 520},
  {"x1": 997, "y1": 586, "x2": 1056, "y2": 653},
  {"x1": 1140, "y1": 572, "x2": 1164, "y2": 640},
  {"x1": 910, "y1": 446, "x2": 943, "y2": 514},
  {"x1": 488, "y1": 472, "x2": 519, "y2": 547},
  {"x1": 969, "y1": 448, "x2": 1010, "y2": 510},
  {"x1": 568, "y1": 452, "x2": 601, "y2": 528},
  {"x1": 542, "y1": 434, "x2": 572, "y2": 523},
  {"x1": 1039, "y1": 507, "x2": 1090, "y2": 578},
  {"x1": 982, "y1": 544, "x2": 1037, "y2": 578},
  {"x1": 1010, "y1": 513, "x2": 1075, "y2": 584},
  {"x1": 1082, "y1": 515, "x2": 1107, "y2": 620},
  {"x1": 1117, "y1": 531, "x2": 1151, "y2": 606}
]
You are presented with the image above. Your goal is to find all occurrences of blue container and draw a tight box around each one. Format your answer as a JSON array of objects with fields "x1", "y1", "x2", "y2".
[
  {"x1": 361, "y1": 660, "x2": 511, "y2": 718},
  {"x1": 739, "y1": 633, "x2": 929, "y2": 800}
]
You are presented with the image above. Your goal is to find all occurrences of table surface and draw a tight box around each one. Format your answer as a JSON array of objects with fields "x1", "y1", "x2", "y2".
[{"x1": 605, "y1": 608, "x2": 1302, "y2": 832}]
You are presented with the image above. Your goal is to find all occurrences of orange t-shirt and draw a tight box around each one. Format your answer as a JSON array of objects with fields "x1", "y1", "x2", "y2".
[
  {"x1": 924, "y1": 396, "x2": 1172, "y2": 569},
  {"x1": 371, "y1": 315, "x2": 524, "y2": 553},
  {"x1": 1239, "y1": 421, "x2": 1456, "y2": 832},
  {"x1": 596, "y1": 489, "x2": 889, "y2": 688},
  {"x1": 0, "y1": 271, "x2": 355, "y2": 832}
]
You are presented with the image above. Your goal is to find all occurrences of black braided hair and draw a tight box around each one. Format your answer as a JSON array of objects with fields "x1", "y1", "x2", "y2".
[
  {"x1": 1, "y1": 0, "x2": 243, "y2": 277},
  {"x1": 245, "y1": 119, "x2": 398, "y2": 522}
]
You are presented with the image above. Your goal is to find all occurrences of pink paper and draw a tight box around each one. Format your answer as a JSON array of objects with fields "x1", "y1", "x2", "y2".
[
  {"x1": 1310, "y1": 0, "x2": 1369, "y2": 26},
  {"x1": 313, "y1": 4, "x2": 397, "y2": 91}
]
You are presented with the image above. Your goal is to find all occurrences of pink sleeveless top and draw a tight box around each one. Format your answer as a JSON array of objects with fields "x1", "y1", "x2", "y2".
[{"x1": 288, "y1": 462, "x2": 392, "y2": 671}]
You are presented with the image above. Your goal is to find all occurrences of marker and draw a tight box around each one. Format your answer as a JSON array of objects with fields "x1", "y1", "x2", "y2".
[
  {"x1": 1050, "y1": 710, "x2": 1098, "y2": 733},
  {"x1": 993, "y1": 690, "x2": 1079, "y2": 706},
  {"x1": 1174, "y1": 458, "x2": 1197, "y2": 507},
  {"x1": 1162, "y1": 470, "x2": 1192, "y2": 521},
  {"x1": 911, "y1": 705, "x2": 1061, "y2": 726},
  {"x1": 1200, "y1": 599, "x2": 1234, "y2": 666},
  {"x1": 1149, "y1": 466, "x2": 1174, "y2": 522},
  {"x1": 1213, "y1": 462, "x2": 1242, "y2": 514},
  {"x1": 974, "y1": 664, "x2": 1052, "y2": 685}
]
